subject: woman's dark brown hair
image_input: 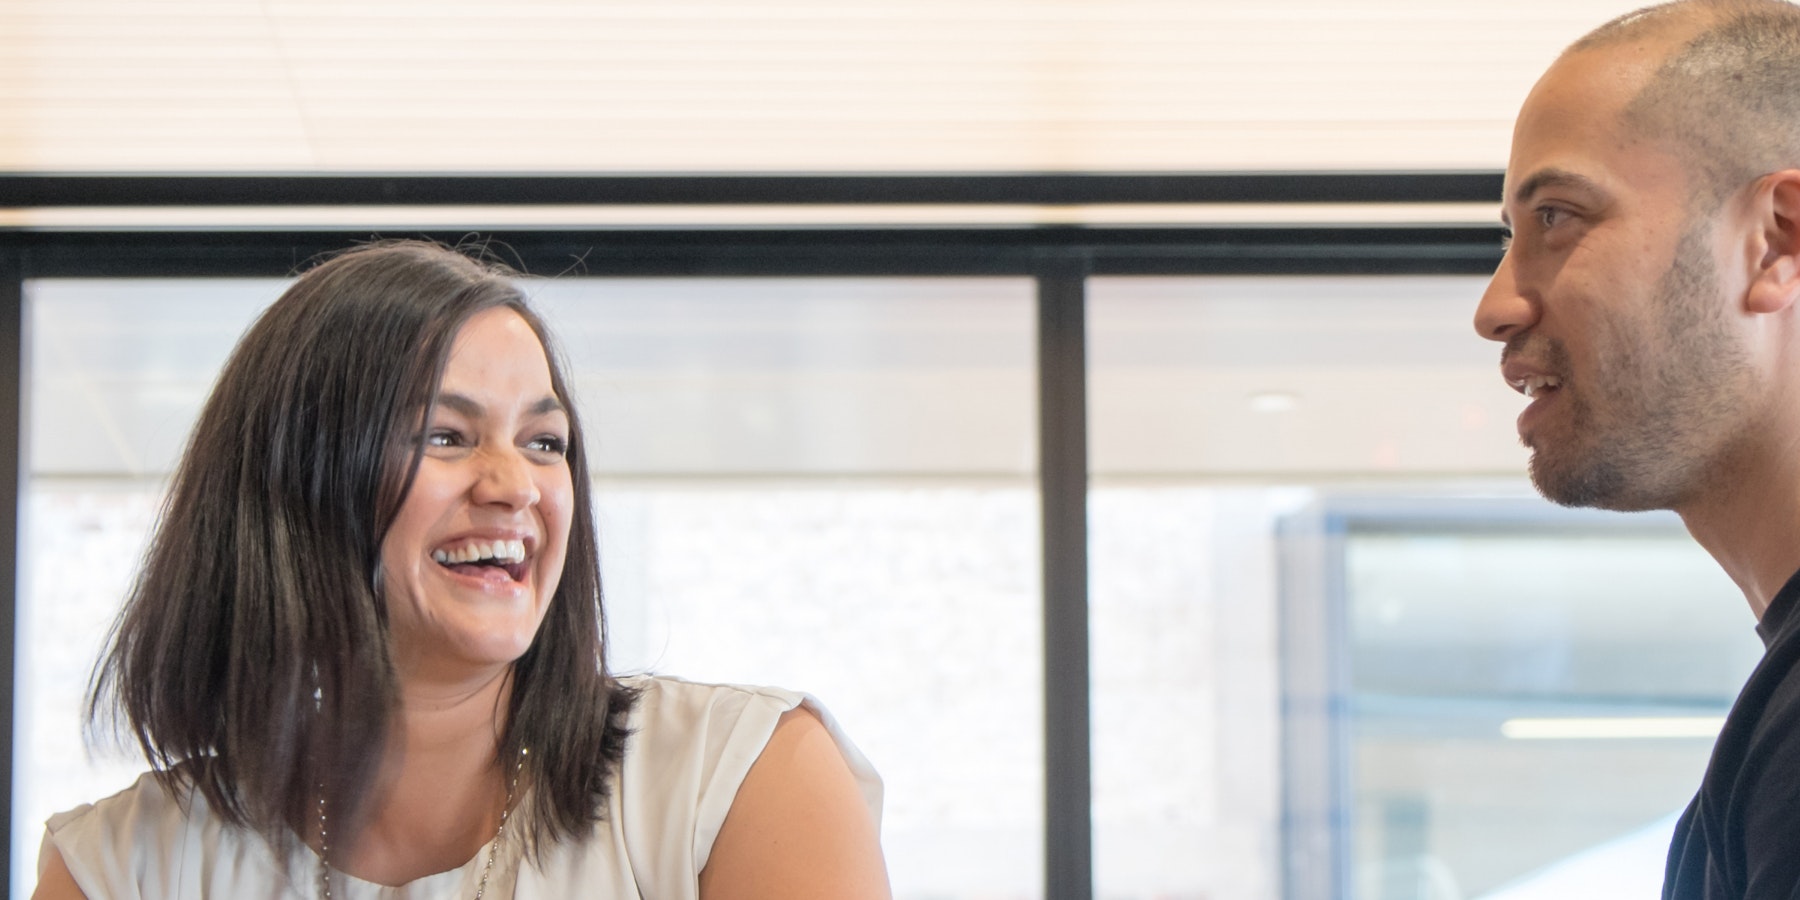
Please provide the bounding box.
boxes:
[89,239,634,849]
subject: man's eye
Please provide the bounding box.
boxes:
[1537,206,1569,229]
[1499,227,1514,252]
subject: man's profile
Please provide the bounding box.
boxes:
[1478,1,1800,895]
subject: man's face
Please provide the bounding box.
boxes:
[1474,45,1755,512]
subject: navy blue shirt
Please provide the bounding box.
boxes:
[1665,567,1800,899]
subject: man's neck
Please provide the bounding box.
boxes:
[1679,434,1800,619]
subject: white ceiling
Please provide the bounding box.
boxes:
[1,0,1646,173]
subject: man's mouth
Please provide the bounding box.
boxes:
[1513,374,1563,398]
[432,539,529,582]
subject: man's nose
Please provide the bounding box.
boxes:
[1474,251,1538,342]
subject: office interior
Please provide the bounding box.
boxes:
[0,2,1750,898]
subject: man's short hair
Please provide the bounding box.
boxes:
[1573,0,1800,208]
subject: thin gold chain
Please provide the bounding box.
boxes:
[317,747,529,900]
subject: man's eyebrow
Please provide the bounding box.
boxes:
[1510,168,1606,207]
[434,393,566,417]
[1498,168,1607,228]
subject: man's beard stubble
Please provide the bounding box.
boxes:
[1526,225,1752,512]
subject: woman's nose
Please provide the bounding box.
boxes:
[474,447,540,510]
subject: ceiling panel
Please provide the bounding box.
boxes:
[0,0,1646,173]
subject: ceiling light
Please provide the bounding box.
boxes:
[1500,717,1724,740]
[1248,391,1300,414]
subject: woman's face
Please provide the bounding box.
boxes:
[379,307,574,681]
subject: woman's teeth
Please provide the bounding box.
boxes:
[432,539,526,565]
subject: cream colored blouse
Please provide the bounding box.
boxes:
[41,676,883,899]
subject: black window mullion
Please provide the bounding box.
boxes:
[0,249,23,892]
[1038,265,1092,900]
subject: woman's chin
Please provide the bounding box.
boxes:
[392,625,543,683]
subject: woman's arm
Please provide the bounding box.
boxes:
[698,707,891,900]
[31,845,89,900]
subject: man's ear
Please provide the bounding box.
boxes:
[1747,170,1800,314]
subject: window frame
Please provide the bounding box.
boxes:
[0,172,1505,900]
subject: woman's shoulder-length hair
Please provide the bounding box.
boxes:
[89,239,635,848]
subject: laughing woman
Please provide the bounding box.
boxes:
[32,242,890,900]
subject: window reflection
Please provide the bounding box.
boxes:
[1343,520,1755,899]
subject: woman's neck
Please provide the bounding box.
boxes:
[329,666,517,886]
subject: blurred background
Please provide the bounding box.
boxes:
[2,2,1757,899]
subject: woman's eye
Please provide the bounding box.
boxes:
[426,429,465,448]
[528,434,569,457]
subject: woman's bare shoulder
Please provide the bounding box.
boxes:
[696,707,891,900]
[32,844,90,900]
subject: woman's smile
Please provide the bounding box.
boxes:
[431,535,534,584]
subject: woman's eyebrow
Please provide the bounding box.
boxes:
[434,393,566,417]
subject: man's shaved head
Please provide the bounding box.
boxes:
[1571,0,1800,208]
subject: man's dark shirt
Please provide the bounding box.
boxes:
[1665,567,1800,899]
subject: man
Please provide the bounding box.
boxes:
[1477,1,1800,895]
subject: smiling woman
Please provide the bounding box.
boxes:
[28,241,890,900]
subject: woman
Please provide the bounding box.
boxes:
[33,241,890,899]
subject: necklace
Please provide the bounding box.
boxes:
[316,746,528,900]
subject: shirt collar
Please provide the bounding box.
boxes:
[1755,566,1800,648]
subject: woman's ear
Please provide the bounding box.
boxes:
[1747,171,1800,314]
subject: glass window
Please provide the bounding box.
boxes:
[1341,517,1756,900]
[30,265,1754,900]
[531,277,1044,896]
[1087,274,1517,899]
[16,275,1041,899]
[20,278,281,894]
[1086,275,1763,900]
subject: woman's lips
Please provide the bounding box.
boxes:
[440,560,528,583]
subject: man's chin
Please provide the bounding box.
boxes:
[1531,451,1620,510]
[1528,451,1664,512]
